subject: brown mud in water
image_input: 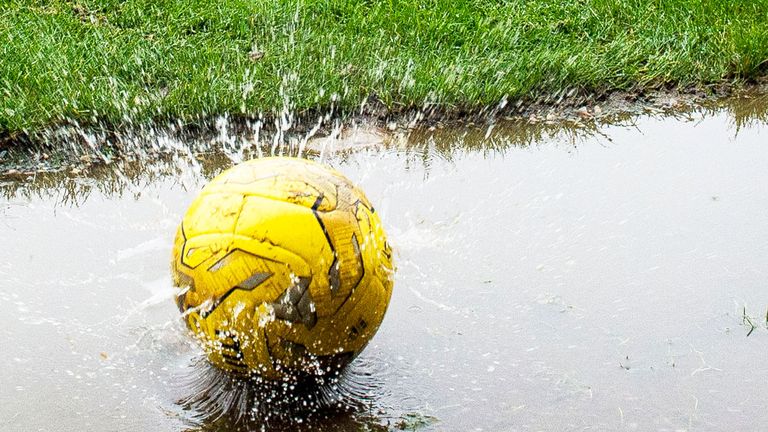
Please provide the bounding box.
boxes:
[0,97,767,431]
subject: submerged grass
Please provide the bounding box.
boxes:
[1,0,768,135]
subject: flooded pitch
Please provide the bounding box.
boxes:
[1,104,767,431]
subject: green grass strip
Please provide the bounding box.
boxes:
[1,0,767,134]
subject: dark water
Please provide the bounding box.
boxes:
[1,103,767,431]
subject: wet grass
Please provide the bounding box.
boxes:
[741,305,768,337]
[1,0,768,136]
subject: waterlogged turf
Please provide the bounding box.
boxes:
[1,106,768,430]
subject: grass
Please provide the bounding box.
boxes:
[1,0,767,136]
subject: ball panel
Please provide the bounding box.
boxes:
[355,201,394,284]
[233,196,333,273]
[182,192,244,238]
[179,232,234,269]
[176,246,285,315]
[325,272,391,354]
[204,157,341,212]
[272,273,391,359]
[203,178,336,212]
[309,208,365,318]
[229,234,313,277]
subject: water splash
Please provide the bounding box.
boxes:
[173,356,391,431]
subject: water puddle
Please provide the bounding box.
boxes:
[1,101,767,431]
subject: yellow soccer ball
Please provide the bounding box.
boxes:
[171,157,394,379]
